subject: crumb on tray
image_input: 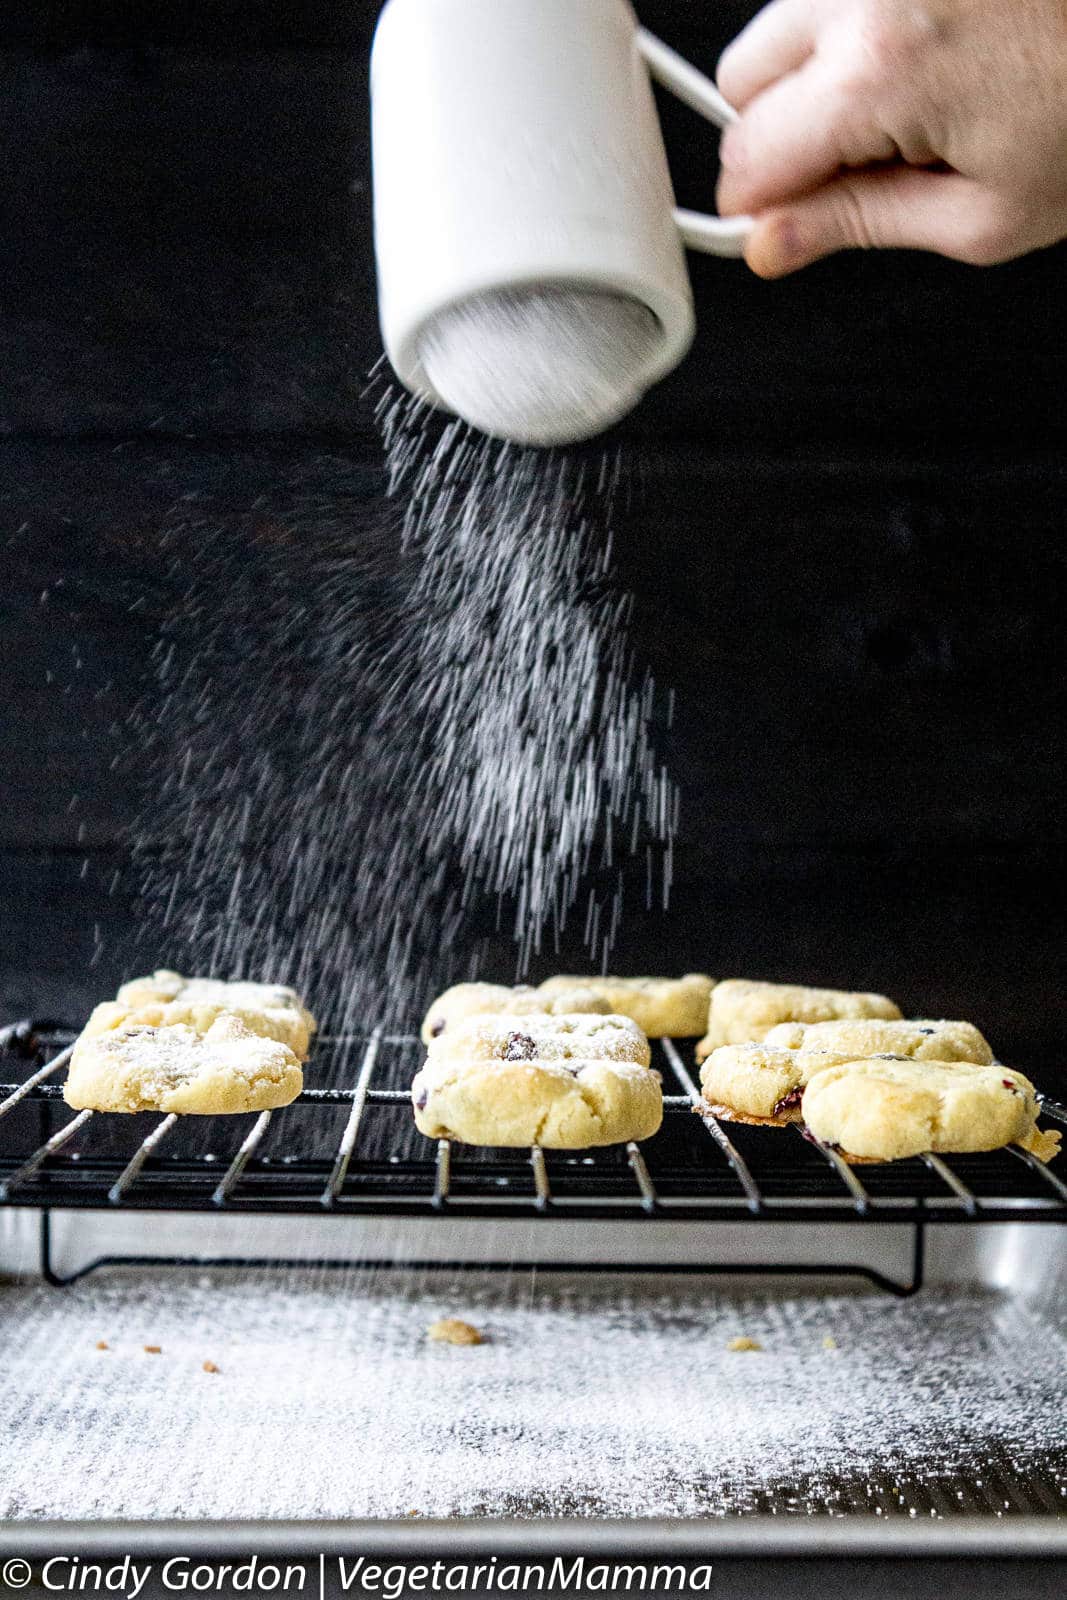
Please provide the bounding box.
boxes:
[427,1317,484,1346]
[727,1336,763,1352]
[143,1345,162,1355]
[202,1360,220,1374]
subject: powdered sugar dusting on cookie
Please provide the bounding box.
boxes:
[432,1012,651,1064]
[92,1024,207,1089]
[66,1018,302,1113]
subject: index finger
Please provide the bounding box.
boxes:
[717,0,817,110]
[717,58,886,216]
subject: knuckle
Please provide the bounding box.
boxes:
[829,49,876,108]
[855,1,939,71]
[896,125,938,166]
[825,180,878,251]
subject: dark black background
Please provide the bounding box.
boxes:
[1,2,1064,1079]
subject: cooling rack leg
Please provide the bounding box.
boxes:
[868,1208,925,1298]
[38,1210,66,1288]
[906,1210,927,1298]
[38,1209,98,1289]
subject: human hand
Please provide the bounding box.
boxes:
[715,0,1067,276]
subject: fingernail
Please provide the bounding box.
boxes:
[755,214,807,278]
[718,127,744,172]
[748,215,806,280]
[774,216,804,264]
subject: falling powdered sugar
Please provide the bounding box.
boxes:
[373,387,680,985]
[126,392,679,1044]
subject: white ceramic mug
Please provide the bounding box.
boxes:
[371,0,751,427]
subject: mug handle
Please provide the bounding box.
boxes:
[636,28,753,259]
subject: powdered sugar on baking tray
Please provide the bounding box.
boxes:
[1,1269,1064,1521]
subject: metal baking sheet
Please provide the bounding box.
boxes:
[0,1265,1064,1527]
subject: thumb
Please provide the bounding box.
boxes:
[743,167,1000,278]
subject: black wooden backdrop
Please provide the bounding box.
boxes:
[1,3,1064,1079]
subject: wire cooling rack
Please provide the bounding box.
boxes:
[2,1019,1065,1291]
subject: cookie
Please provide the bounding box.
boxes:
[700,1043,825,1125]
[763,1017,993,1065]
[411,1056,663,1148]
[113,970,316,1058]
[64,1014,304,1115]
[427,1012,652,1067]
[801,1058,1057,1163]
[700,1016,998,1125]
[697,979,901,1060]
[537,974,714,1037]
[83,997,312,1059]
[420,982,610,1045]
